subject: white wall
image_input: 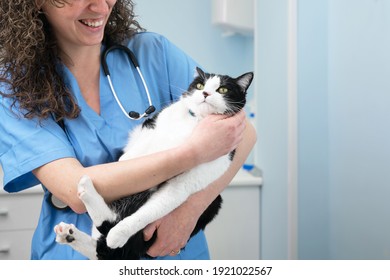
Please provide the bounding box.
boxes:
[258,0,390,259]
[135,0,254,76]
[256,0,290,259]
[298,0,390,260]
[327,0,390,259]
[297,0,330,259]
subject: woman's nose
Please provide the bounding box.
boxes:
[88,0,110,14]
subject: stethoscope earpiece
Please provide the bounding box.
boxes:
[102,43,155,120]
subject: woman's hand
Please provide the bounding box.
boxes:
[187,110,246,165]
[143,200,201,257]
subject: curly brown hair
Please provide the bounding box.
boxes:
[0,0,144,121]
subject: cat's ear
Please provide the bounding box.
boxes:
[194,67,206,78]
[236,72,254,92]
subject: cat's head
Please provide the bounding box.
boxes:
[182,67,253,118]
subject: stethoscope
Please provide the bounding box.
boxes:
[101,43,156,120]
[49,43,157,210]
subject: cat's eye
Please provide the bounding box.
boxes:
[196,83,205,90]
[218,87,228,94]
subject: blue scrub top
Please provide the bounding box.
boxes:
[0,32,210,260]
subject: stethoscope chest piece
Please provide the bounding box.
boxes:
[49,193,69,210]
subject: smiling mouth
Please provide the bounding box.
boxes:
[79,19,104,28]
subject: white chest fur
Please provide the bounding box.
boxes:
[120,101,199,160]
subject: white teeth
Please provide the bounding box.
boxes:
[81,20,104,28]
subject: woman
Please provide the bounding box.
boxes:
[0,0,256,259]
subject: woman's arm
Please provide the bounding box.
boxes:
[33,111,247,214]
[144,119,257,257]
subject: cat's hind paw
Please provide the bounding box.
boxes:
[77,175,117,226]
[77,175,97,201]
[54,222,76,244]
[106,222,134,249]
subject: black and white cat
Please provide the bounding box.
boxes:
[54,67,253,259]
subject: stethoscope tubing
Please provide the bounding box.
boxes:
[102,43,155,120]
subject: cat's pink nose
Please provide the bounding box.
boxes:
[203,91,210,98]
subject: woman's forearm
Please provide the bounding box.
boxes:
[85,144,199,201]
[33,144,199,213]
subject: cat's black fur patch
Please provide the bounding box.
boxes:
[95,191,222,260]
[94,186,222,260]
[142,112,159,129]
[229,150,236,161]
[95,190,155,259]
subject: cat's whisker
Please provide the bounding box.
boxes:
[166,84,189,94]
[227,102,245,110]
[145,84,187,111]
[154,81,188,95]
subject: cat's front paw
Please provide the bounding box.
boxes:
[54,222,76,243]
[106,222,133,249]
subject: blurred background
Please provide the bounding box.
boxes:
[136,0,390,260]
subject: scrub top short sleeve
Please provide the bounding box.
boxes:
[0,97,76,193]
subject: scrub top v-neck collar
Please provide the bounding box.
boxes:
[61,65,113,124]
[57,60,143,166]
